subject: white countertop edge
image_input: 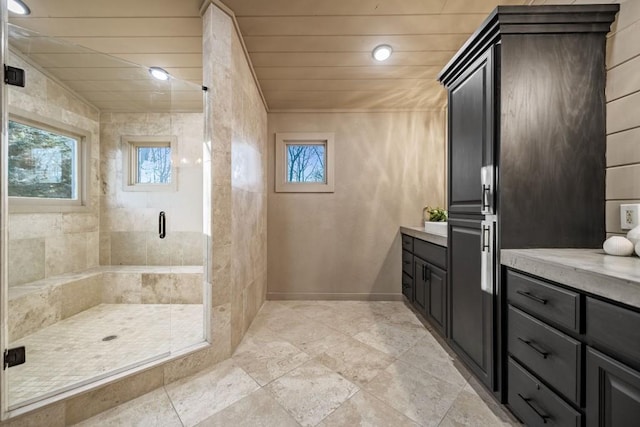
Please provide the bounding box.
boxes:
[400,226,447,247]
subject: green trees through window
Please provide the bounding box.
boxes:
[286,144,325,183]
[8,120,78,199]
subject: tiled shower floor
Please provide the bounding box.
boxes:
[8,303,204,407]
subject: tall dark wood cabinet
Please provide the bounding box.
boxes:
[438,5,618,399]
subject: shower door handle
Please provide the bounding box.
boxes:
[159,211,166,239]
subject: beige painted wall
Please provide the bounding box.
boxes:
[267,111,446,299]
[99,112,204,266]
[537,0,640,234]
[7,51,101,286]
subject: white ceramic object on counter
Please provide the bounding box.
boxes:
[635,241,640,257]
[424,221,448,237]
[627,225,640,246]
[603,236,634,256]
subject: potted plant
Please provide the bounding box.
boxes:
[423,206,448,236]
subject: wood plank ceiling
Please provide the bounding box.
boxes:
[8,0,533,112]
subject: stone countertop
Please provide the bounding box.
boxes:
[501,248,640,309]
[400,226,447,247]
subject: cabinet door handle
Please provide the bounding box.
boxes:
[517,393,550,424]
[517,337,549,359]
[516,290,547,305]
[482,184,491,210]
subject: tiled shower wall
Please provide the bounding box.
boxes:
[203,3,268,356]
[99,112,204,266]
[7,51,101,286]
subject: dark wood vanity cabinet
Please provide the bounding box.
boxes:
[439,4,618,399]
[400,234,447,336]
[505,268,640,426]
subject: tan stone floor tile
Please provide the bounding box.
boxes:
[315,336,395,387]
[267,317,353,356]
[439,387,516,427]
[165,359,260,427]
[266,360,359,427]
[353,320,428,357]
[72,389,181,427]
[318,390,420,427]
[232,330,311,386]
[399,334,468,387]
[363,360,465,427]
[195,388,300,427]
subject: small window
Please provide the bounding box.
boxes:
[275,132,334,193]
[8,116,88,211]
[123,136,177,191]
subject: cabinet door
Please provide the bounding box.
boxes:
[449,217,494,389]
[427,263,446,335]
[448,48,494,215]
[587,347,640,427]
[402,272,413,302]
[413,258,428,315]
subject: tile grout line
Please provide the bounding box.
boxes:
[163,384,186,427]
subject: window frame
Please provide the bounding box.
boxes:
[8,111,91,213]
[275,132,335,193]
[122,135,177,192]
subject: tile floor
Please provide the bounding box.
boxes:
[9,304,204,408]
[74,301,520,426]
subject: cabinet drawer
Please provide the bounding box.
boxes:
[586,297,640,367]
[402,272,413,301]
[401,234,413,252]
[508,358,582,427]
[414,239,446,270]
[507,270,580,332]
[402,251,413,276]
[508,306,581,404]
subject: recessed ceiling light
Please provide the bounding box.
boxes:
[8,0,31,15]
[372,44,393,62]
[149,67,170,81]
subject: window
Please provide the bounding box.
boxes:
[123,136,177,191]
[275,132,334,193]
[8,115,88,211]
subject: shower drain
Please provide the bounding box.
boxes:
[102,335,118,342]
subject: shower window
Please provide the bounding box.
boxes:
[123,136,177,191]
[7,115,88,211]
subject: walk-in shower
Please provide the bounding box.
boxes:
[2,24,208,409]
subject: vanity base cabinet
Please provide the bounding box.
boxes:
[506,267,640,426]
[400,234,447,337]
[586,348,640,427]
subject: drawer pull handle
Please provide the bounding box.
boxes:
[403,261,411,265]
[517,337,549,359]
[517,393,550,424]
[516,290,547,305]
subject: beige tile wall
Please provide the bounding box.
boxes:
[536,0,640,234]
[7,51,101,286]
[267,111,446,299]
[203,2,268,355]
[99,112,204,265]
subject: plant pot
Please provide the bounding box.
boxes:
[424,221,447,237]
